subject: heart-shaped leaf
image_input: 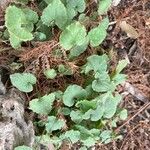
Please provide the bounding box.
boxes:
[10,73,36,92]
[29,93,55,115]
[63,85,87,107]
[41,0,67,29]
[46,116,65,133]
[5,6,38,48]
[60,22,87,50]
[88,18,109,47]
[63,130,80,143]
[83,54,109,74]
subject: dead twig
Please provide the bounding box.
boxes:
[115,101,150,132]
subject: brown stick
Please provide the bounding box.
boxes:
[115,102,150,132]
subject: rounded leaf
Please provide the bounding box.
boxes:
[83,54,109,74]
[41,0,67,29]
[64,130,80,143]
[46,116,65,133]
[5,6,35,48]
[67,0,86,13]
[88,18,109,47]
[63,85,87,107]
[44,69,57,79]
[116,59,128,73]
[98,0,112,15]
[100,130,112,143]
[29,93,55,115]
[70,110,83,123]
[60,22,87,50]
[119,109,128,120]
[10,73,36,92]
[14,146,32,150]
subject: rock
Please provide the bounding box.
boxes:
[0,77,35,150]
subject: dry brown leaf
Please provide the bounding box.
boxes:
[122,82,148,103]
[119,21,139,39]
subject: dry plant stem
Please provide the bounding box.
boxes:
[115,102,150,132]
[0,47,12,52]
[119,124,139,150]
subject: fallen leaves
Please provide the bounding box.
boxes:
[119,21,139,39]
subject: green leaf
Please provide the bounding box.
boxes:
[83,93,121,121]
[111,119,117,127]
[79,14,90,24]
[82,137,96,147]
[99,17,110,30]
[46,116,65,133]
[5,6,38,48]
[41,0,67,29]
[60,21,87,50]
[29,93,55,115]
[88,18,109,47]
[75,125,90,136]
[103,94,122,118]
[34,32,46,41]
[92,72,114,92]
[44,69,57,79]
[35,134,51,147]
[10,73,36,92]
[16,0,29,4]
[98,0,112,15]
[36,20,52,40]
[66,6,77,20]
[45,136,62,148]
[91,104,105,121]
[90,129,101,139]
[63,85,87,107]
[83,54,109,74]
[14,146,32,150]
[69,37,89,59]
[59,107,71,116]
[75,126,100,147]
[58,64,73,75]
[70,110,83,123]
[76,100,97,112]
[75,125,100,140]
[79,147,87,150]
[44,0,53,4]
[53,90,63,100]
[83,104,105,121]
[112,73,127,86]
[58,64,66,73]
[88,27,106,47]
[22,8,38,24]
[66,0,86,13]
[82,95,107,121]
[100,130,112,143]
[64,130,80,143]
[119,109,128,120]
[116,59,128,73]
[82,110,92,120]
